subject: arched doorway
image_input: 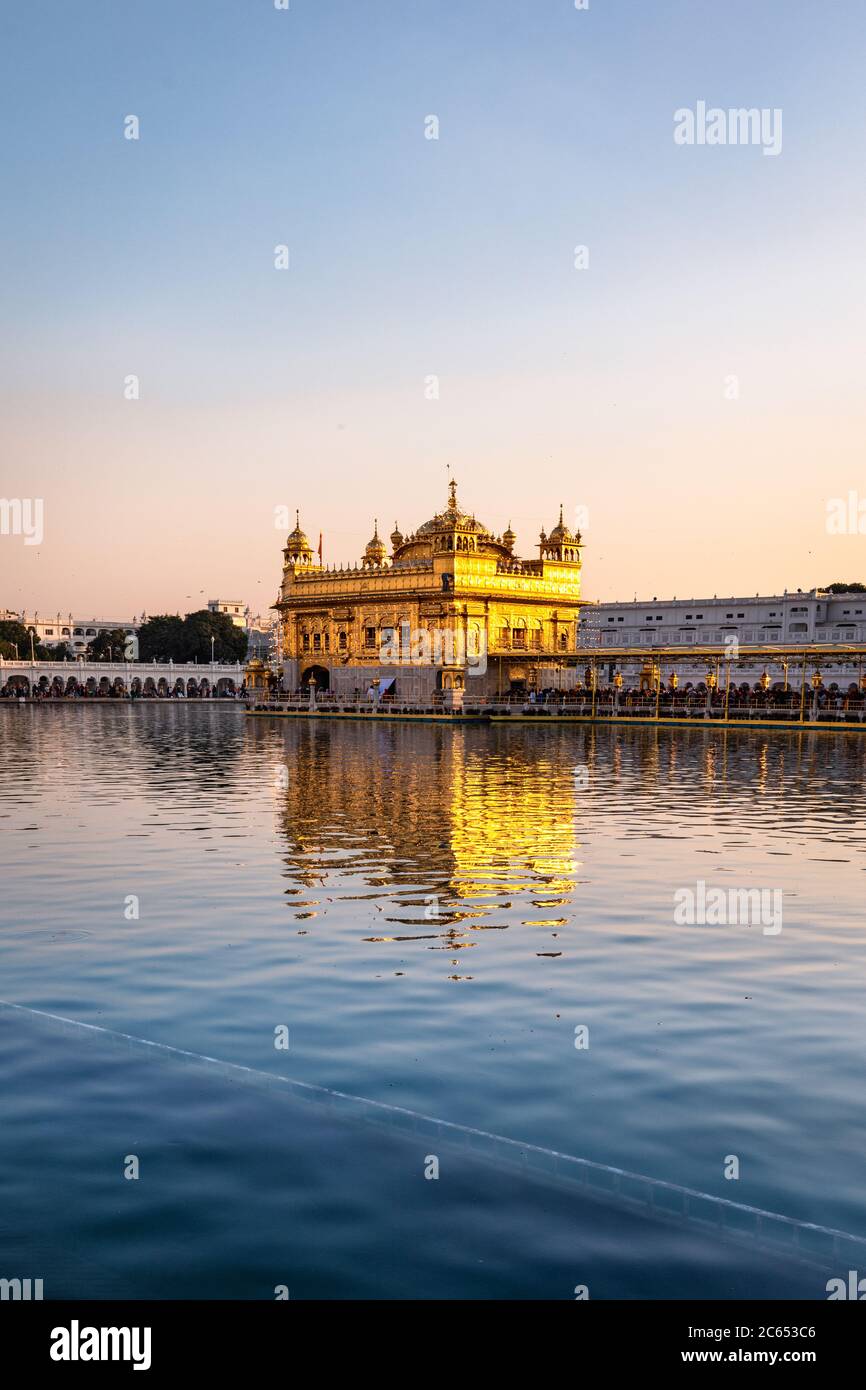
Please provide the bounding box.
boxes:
[507,664,528,697]
[300,665,330,692]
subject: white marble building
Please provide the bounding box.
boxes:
[6,611,140,656]
[581,588,866,686]
[587,588,866,648]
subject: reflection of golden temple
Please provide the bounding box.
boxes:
[246,715,866,975]
[263,723,584,940]
[443,737,583,905]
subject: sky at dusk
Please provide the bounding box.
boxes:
[2,0,865,618]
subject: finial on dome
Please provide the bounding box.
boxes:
[448,478,457,510]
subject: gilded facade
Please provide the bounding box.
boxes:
[274,482,587,698]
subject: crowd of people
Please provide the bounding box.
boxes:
[251,677,866,720]
[10,674,866,721]
[510,679,866,717]
[1,680,241,701]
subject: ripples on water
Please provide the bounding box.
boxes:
[2,704,866,1298]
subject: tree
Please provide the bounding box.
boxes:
[87,628,132,661]
[182,609,248,663]
[136,611,247,663]
[137,615,186,662]
[824,581,866,593]
[0,620,51,659]
[0,620,33,657]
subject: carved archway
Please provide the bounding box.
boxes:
[300,665,329,691]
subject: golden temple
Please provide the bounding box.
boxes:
[273,481,586,700]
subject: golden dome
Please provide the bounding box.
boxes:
[391,479,514,564]
[285,510,314,559]
[363,520,388,567]
[415,480,490,538]
[547,504,575,544]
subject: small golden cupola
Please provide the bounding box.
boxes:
[540,504,580,563]
[503,521,516,553]
[390,521,404,554]
[363,519,388,568]
[285,511,315,566]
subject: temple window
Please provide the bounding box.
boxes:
[302,634,310,652]
[499,627,510,647]
[364,627,376,648]
[313,633,321,651]
[338,631,347,650]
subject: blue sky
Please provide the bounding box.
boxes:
[2,1,865,613]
